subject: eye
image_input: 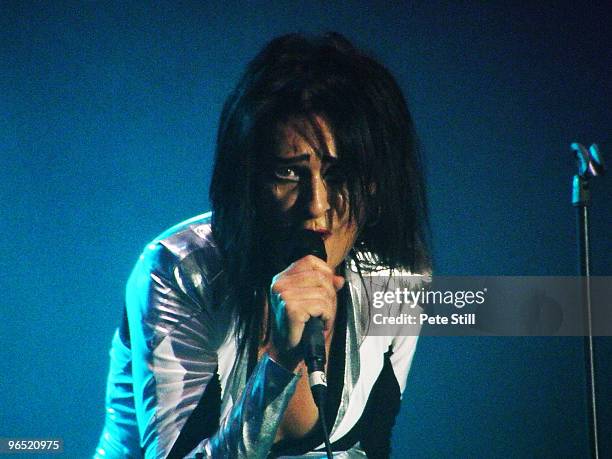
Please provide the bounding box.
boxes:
[273,166,300,182]
[323,165,346,185]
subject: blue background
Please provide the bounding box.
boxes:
[1,1,610,457]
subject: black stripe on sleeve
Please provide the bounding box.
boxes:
[167,370,221,459]
[331,347,401,459]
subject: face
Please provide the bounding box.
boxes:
[259,117,359,270]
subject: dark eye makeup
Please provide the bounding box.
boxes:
[273,166,301,182]
[270,162,346,186]
[322,164,346,184]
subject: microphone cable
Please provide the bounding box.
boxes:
[313,390,333,459]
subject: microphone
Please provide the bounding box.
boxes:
[288,230,328,402]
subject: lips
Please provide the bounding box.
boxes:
[304,228,332,240]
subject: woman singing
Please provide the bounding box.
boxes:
[95,32,430,458]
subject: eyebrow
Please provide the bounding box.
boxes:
[272,153,338,165]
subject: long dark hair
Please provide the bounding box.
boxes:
[209,32,430,348]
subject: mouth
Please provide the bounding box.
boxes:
[304,228,332,240]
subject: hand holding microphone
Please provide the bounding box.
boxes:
[267,231,344,375]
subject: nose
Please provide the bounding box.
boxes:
[307,175,330,218]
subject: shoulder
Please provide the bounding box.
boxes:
[135,212,223,281]
[151,211,218,263]
[128,212,227,315]
[126,212,232,348]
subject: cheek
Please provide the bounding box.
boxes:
[327,222,359,266]
[340,224,358,249]
[267,184,298,214]
[331,187,351,222]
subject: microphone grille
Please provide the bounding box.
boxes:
[288,230,327,264]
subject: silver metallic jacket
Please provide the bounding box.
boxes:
[95,213,420,458]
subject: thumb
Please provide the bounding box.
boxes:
[333,275,345,291]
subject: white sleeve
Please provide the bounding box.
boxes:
[389,334,419,396]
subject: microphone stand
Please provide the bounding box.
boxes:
[571,142,605,459]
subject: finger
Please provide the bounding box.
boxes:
[302,301,334,332]
[281,300,334,348]
[288,255,334,275]
[286,300,333,325]
[333,275,345,291]
[284,307,309,348]
[273,271,336,298]
[277,287,335,304]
